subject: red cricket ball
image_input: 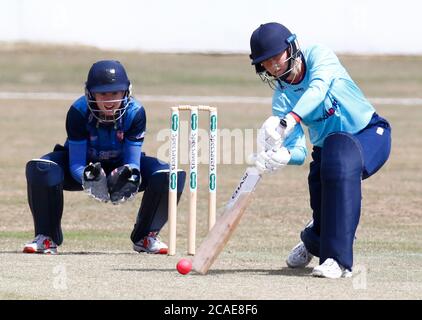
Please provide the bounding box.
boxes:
[176,258,192,275]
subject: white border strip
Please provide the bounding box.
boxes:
[0,92,421,105]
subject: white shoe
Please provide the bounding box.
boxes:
[23,234,58,254]
[286,242,313,268]
[133,232,168,254]
[312,258,352,279]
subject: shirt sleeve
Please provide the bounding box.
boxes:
[272,95,307,165]
[66,106,88,141]
[124,107,146,170]
[291,46,340,120]
[66,107,88,183]
[284,123,308,165]
[68,140,87,184]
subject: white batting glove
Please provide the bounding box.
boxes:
[258,114,297,151]
[266,147,291,170]
[254,152,269,174]
[258,116,283,152]
[279,113,297,142]
[254,147,291,174]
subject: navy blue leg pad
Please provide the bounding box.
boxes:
[130,170,186,243]
[300,226,320,257]
[308,148,323,236]
[26,159,64,245]
[320,133,363,270]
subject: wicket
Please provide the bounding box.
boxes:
[168,105,217,256]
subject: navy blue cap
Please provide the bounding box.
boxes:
[86,60,130,93]
[250,22,294,65]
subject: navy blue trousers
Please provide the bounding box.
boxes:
[32,147,179,244]
[302,113,391,270]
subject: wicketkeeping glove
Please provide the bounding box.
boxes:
[107,165,141,204]
[82,162,110,202]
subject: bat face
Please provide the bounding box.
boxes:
[192,167,262,274]
[226,167,261,209]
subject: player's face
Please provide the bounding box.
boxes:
[94,91,125,117]
[261,50,290,78]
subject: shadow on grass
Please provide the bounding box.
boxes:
[113,267,314,277]
[0,250,134,255]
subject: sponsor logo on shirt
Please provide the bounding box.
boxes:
[316,98,339,122]
[88,148,121,161]
[98,150,120,160]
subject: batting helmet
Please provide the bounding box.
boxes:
[85,60,132,124]
[249,23,301,87]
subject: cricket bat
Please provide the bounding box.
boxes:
[192,166,262,274]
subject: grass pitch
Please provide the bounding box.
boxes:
[0,44,421,300]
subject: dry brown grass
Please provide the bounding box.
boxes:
[0,45,421,300]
